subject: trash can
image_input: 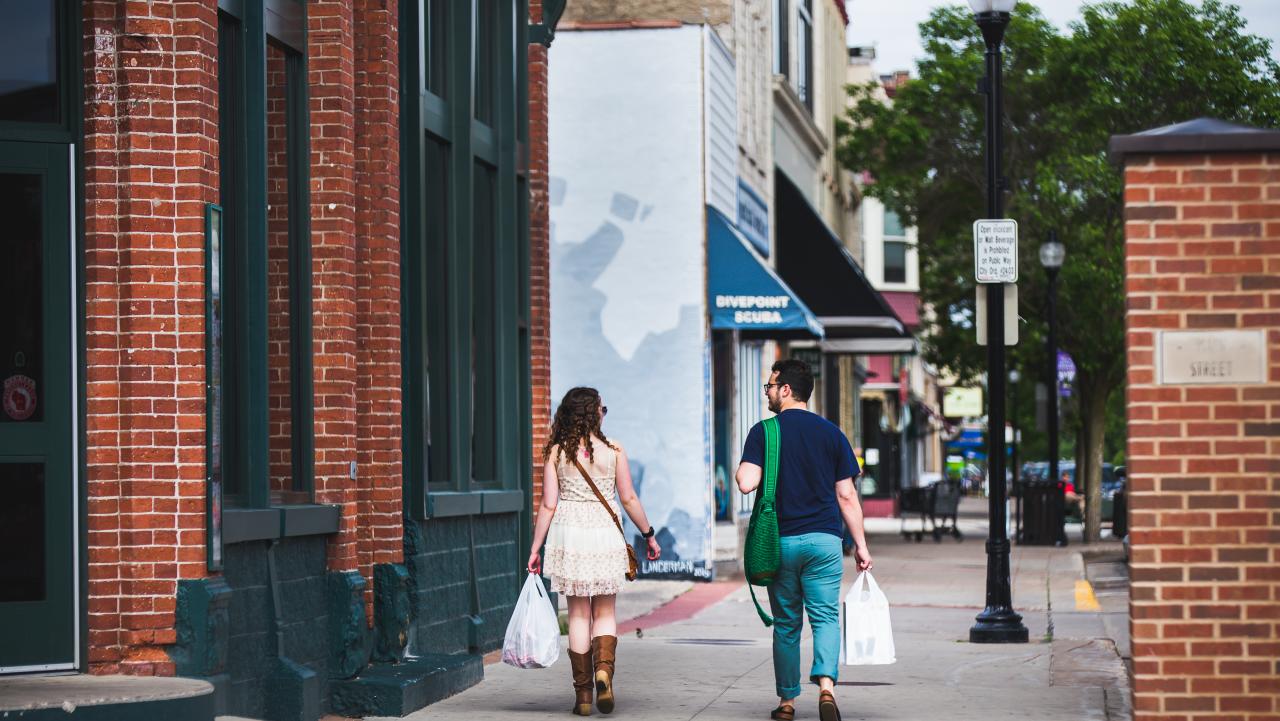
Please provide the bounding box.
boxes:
[1020,480,1067,546]
[1111,487,1128,539]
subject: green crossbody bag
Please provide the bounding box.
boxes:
[743,416,781,626]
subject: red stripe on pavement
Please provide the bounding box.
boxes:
[617,581,740,635]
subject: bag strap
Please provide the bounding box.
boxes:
[762,416,780,504]
[570,450,628,544]
[748,417,782,627]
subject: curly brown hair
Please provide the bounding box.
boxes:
[543,387,618,464]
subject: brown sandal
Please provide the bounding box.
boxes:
[818,690,842,721]
[770,704,795,721]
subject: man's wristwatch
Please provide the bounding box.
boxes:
[641,526,656,539]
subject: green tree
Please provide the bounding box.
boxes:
[838,0,1280,541]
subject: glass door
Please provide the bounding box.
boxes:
[0,140,74,671]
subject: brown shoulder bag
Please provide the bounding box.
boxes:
[570,454,639,582]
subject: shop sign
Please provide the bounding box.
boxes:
[2,374,36,421]
[943,386,983,418]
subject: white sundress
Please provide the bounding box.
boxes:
[543,438,630,597]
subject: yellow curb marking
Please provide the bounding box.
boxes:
[1075,580,1101,611]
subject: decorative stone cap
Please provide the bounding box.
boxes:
[1109,117,1280,158]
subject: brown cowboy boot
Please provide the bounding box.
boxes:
[569,649,594,716]
[591,635,618,714]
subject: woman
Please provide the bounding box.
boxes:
[527,387,661,716]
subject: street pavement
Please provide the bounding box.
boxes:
[353,498,1131,721]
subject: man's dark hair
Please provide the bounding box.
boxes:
[772,359,814,402]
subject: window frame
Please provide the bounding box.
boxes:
[215,0,316,518]
[400,0,528,519]
[882,210,908,285]
[796,0,813,111]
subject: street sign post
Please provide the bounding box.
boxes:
[974,219,1019,283]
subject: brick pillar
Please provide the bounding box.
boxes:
[82,0,219,675]
[1117,125,1280,721]
[528,1,552,499]
[352,0,403,572]
[308,2,360,581]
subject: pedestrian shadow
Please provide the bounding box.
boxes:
[836,680,894,687]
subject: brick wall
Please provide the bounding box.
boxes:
[82,0,219,675]
[529,1,552,501]
[1122,146,1280,720]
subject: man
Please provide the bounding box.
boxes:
[736,359,874,721]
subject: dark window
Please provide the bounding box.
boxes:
[884,240,907,284]
[424,137,449,488]
[473,0,497,124]
[471,163,497,483]
[0,463,45,601]
[424,0,448,98]
[0,0,58,123]
[796,0,813,110]
[0,172,43,423]
[401,0,525,511]
[883,210,907,284]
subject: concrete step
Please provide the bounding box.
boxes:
[330,654,482,718]
[0,674,214,721]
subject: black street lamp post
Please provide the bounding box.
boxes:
[969,0,1029,644]
[1040,233,1066,545]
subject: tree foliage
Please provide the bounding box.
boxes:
[838,0,1280,540]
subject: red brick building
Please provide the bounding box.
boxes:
[0,2,556,719]
[1113,118,1280,721]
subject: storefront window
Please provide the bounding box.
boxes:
[0,1,58,123]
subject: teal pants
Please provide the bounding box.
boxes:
[766,532,843,699]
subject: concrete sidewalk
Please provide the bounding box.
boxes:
[366,499,1131,721]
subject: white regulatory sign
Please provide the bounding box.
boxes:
[973,219,1019,283]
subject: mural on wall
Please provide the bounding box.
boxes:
[549,28,713,580]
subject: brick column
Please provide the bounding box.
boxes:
[528,1,552,499]
[82,0,219,675]
[1117,124,1280,721]
[307,2,361,582]
[353,0,404,572]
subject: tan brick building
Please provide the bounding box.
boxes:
[1113,118,1280,721]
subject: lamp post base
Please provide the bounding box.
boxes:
[970,608,1029,644]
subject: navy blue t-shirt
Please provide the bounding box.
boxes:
[741,409,858,539]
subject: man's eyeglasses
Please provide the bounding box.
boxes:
[763,383,782,392]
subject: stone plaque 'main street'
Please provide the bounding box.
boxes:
[1158,330,1267,385]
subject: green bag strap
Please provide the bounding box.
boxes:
[762,416,779,505]
[749,417,780,626]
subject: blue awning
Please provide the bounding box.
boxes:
[708,206,823,337]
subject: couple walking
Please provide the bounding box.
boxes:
[527,359,874,720]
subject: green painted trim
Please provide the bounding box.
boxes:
[426,491,482,518]
[222,505,339,543]
[69,0,89,672]
[446,1,474,491]
[280,504,339,537]
[480,490,524,514]
[242,0,270,509]
[221,508,278,544]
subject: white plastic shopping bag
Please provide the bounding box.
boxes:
[842,571,896,665]
[502,574,561,669]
